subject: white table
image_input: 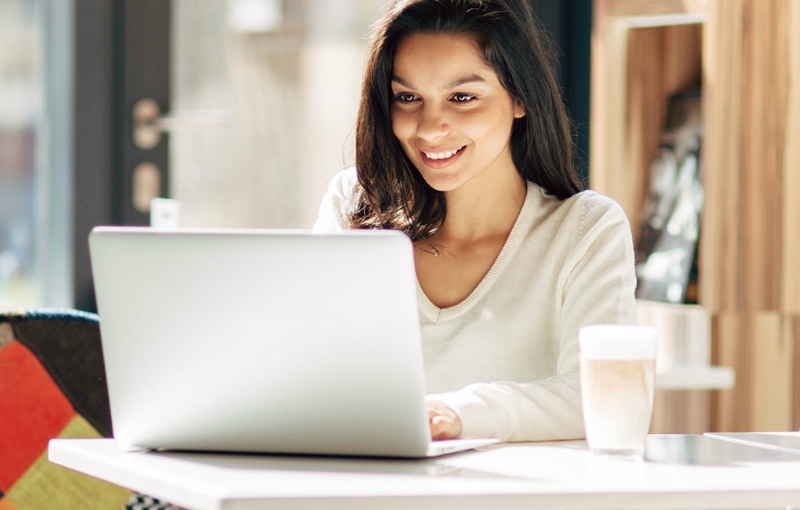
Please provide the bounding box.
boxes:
[48,434,800,510]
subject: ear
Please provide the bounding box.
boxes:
[513,100,526,119]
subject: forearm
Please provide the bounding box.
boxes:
[430,373,583,442]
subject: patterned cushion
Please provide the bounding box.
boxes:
[0,309,177,510]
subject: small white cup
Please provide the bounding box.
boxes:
[579,324,658,460]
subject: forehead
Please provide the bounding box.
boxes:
[392,32,498,84]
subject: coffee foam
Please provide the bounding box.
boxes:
[579,324,658,360]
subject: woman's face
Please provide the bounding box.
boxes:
[390,32,525,193]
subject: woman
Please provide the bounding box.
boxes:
[313,0,637,443]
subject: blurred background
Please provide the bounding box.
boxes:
[2,0,798,440]
[0,0,590,313]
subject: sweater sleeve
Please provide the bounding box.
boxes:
[430,194,638,442]
[311,168,357,232]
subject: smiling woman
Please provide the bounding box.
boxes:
[313,0,637,444]
[390,33,525,194]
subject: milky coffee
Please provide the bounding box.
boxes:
[580,358,655,454]
[579,325,658,458]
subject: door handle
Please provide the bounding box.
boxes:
[132,98,230,150]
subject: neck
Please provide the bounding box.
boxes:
[436,169,527,247]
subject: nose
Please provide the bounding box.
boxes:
[416,104,449,142]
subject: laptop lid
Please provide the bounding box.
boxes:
[89,227,437,458]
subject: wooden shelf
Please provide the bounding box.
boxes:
[599,0,707,27]
[656,364,735,391]
[600,0,708,18]
[591,15,702,242]
[591,0,800,433]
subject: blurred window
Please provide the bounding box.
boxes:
[0,0,44,306]
[171,0,386,228]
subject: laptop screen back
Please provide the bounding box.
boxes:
[89,227,431,458]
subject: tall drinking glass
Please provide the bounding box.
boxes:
[579,324,658,460]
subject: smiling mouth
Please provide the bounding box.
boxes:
[421,146,465,161]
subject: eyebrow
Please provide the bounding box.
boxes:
[391,74,487,90]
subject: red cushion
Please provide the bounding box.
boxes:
[0,341,75,491]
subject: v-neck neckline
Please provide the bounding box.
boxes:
[415,182,541,323]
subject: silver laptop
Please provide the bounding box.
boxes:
[89,227,498,458]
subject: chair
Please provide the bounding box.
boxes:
[0,308,176,510]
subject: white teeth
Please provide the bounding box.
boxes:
[424,148,460,160]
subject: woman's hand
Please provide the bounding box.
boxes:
[425,397,463,440]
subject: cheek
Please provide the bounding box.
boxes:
[391,111,412,141]
[391,113,418,160]
[482,107,516,140]
[461,109,508,141]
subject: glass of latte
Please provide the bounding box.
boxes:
[579,324,658,460]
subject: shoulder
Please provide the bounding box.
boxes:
[564,189,625,217]
[324,167,359,199]
[312,167,359,232]
[523,186,632,253]
[527,184,629,231]
[560,190,630,238]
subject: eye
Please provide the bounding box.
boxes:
[393,92,418,104]
[451,93,476,103]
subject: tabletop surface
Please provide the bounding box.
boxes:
[49,434,800,510]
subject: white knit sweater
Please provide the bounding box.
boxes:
[313,169,638,442]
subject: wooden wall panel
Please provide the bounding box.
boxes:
[651,390,709,434]
[711,314,751,431]
[700,0,744,312]
[702,0,796,431]
[703,0,788,312]
[740,1,786,312]
[751,315,793,430]
[710,313,794,432]
[782,0,800,314]
[787,316,800,429]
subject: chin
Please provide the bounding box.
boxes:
[411,166,459,192]
[418,173,464,193]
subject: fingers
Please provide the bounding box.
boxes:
[429,414,457,440]
[426,399,463,440]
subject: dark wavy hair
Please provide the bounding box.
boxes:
[350,0,584,240]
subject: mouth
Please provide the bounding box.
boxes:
[419,146,466,167]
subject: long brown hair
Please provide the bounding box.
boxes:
[350,0,583,241]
